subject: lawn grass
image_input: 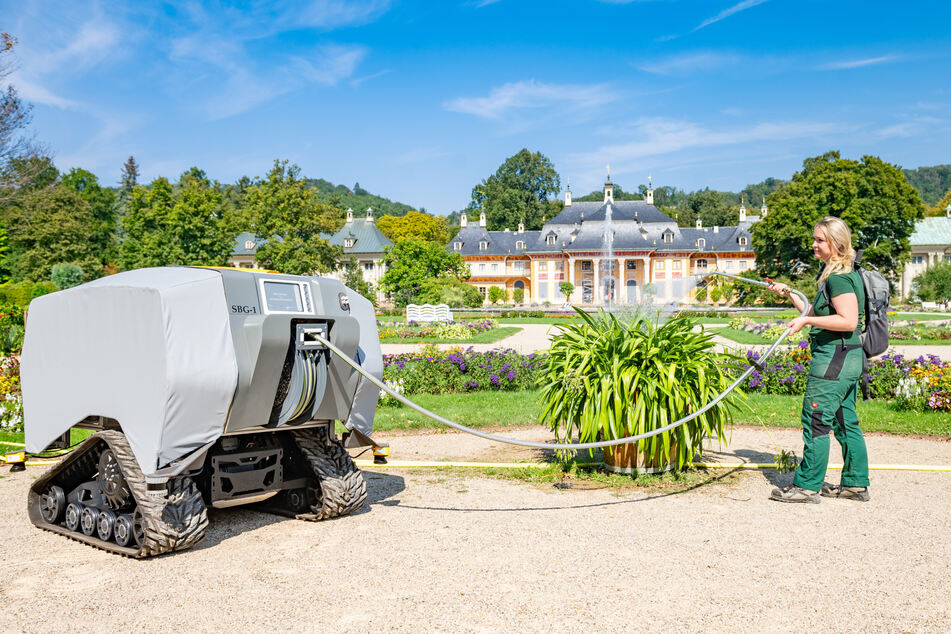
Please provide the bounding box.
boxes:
[894,313,950,322]
[0,427,95,449]
[371,389,951,437]
[379,326,522,344]
[712,327,776,344]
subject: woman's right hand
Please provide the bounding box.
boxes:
[767,281,790,297]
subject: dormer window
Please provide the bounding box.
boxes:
[244,240,255,250]
[453,242,463,251]
[696,238,705,248]
[344,238,355,248]
[546,234,556,245]
[738,236,748,247]
[516,240,525,249]
[479,240,488,250]
[663,231,674,244]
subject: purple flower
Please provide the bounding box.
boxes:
[506,370,517,380]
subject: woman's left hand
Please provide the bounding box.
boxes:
[787,316,811,334]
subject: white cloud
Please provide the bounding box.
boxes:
[8,73,80,110]
[694,0,769,32]
[637,52,740,75]
[817,55,898,70]
[444,80,616,119]
[571,117,842,177]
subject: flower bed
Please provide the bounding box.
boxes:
[378,319,497,341]
[382,345,545,395]
[889,321,951,341]
[728,317,808,345]
[0,355,22,432]
[739,344,951,412]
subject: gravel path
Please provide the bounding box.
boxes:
[2,425,950,632]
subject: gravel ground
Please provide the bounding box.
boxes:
[1,426,950,632]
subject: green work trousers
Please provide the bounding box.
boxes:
[792,342,870,492]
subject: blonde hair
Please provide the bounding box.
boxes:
[815,216,856,285]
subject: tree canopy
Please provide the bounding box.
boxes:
[244,160,342,275]
[376,210,451,244]
[912,262,951,304]
[752,151,924,280]
[379,238,468,306]
[903,165,951,206]
[468,149,561,231]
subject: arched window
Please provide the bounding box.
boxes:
[696,238,705,248]
[663,231,674,244]
[244,240,255,250]
[516,240,525,249]
[479,240,488,250]
[344,238,355,248]
[738,237,748,246]
[453,242,463,251]
[546,234,556,245]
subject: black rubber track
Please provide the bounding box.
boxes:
[291,427,367,520]
[28,430,209,558]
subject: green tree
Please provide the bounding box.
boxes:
[752,151,925,281]
[512,287,524,304]
[912,262,951,304]
[51,262,84,289]
[681,188,734,228]
[903,165,951,206]
[1,185,102,281]
[120,171,234,270]
[244,160,342,275]
[926,189,951,217]
[341,257,375,306]
[61,168,118,265]
[468,149,560,230]
[415,278,483,308]
[379,238,468,306]
[488,285,505,304]
[559,281,574,300]
[376,210,451,244]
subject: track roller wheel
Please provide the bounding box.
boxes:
[80,506,100,536]
[39,486,66,524]
[65,503,83,532]
[283,487,315,514]
[114,514,136,547]
[97,509,116,541]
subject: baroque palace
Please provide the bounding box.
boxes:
[449,176,761,306]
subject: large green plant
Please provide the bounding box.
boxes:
[539,310,744,469]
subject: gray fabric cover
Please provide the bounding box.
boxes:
[343,286,382,442]
[22,268,238,476]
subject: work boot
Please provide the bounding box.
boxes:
[770,485,820,504]
[820,483,870,501]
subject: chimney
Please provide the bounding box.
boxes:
[696,217,702,229]
[479,212,487,228]
[517,222,525,234]
[346,208,354,223]
[460,212,468,228]
[366,207,374,222]
[714,225,719,234]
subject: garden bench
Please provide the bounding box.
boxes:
[406,303,452,323]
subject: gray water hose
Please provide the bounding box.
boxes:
[317,272,808,451]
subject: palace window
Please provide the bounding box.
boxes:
[538,262,548,271]
[363,262,373,271]
[740,260,749,270]
[696,238,705,248]
[672,260,681,271]
[537,283,548,299]
[725,260,735,270]
[911,256,924,265]
[546,235,556,245]
[516,240,525,249]
[244,240,256,250]
[491,263,498,272]
[626,260,637,270]
[344,238,355,248]
[479,263,486,272]
[738,237,748,247]
[663,231,674,244]
[656,260,666,270]
[581,261,592,271]
[479,240,488,250]
[695,259,708,271]
[554,262,563,271]
[453,242,463,251]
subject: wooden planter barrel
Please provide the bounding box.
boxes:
[602,437,677,475]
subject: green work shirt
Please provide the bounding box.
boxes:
[810,270,865,347]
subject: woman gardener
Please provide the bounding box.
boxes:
[765,216,870,504]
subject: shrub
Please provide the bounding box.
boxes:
[488,286,506,304]
[0,355,22,432]
[415,278,484,308]
[51,263,84,290]
[382,346,545,394]
[540,310,744,469]
[512,287,524,304]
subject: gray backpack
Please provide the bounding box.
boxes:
[855,262,890,358]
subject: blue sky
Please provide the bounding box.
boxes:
[4,0,951,213]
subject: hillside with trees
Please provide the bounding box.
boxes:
[903,165,951,206]
[306,178,416,217]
